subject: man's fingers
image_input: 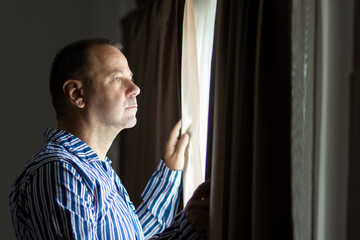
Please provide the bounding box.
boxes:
[186,199,209,211]
[165,119,189,158]
[192,179,211,200]
[163,119,189,170]
[176,133,189,155]
[168,120,182,147]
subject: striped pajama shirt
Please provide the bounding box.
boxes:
[9,128,199,239]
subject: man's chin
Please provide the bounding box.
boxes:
[123,118,137,130]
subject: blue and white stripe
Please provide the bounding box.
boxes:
[9,128,198,239]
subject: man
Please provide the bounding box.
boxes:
[9,39,209,239]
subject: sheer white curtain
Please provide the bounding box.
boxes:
[181,0,217,205]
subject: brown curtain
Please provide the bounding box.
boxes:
[348,1,360,239]
[208,0,293,239]
[119,0,185,207]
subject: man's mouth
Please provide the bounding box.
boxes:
[125,105,138,109]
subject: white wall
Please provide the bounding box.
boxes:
[0,1,135,239]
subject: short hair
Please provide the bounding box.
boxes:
[49,38,122,118]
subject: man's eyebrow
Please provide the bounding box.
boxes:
[109,70,133,78]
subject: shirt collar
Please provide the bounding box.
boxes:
[43,128,112,164]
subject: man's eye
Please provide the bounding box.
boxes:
[114,77,121,82]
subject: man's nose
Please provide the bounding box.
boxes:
[126,80,140,97]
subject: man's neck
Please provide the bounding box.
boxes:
[57,116,118,161]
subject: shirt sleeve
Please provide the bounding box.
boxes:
[136,160,200,239]
[148,211,201,240]
[23,161,97,239]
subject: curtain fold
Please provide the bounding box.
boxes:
[120,0,185,207]
[181,0,202,206]
[290,0,315,239]
[208,0,293,239]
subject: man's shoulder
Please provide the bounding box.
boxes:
[30,140,79,167]
[12,141,79,188]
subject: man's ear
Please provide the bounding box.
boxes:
[62,79,85,108]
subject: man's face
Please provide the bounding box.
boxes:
[84,45,140,131]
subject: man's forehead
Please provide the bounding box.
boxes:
[89,45,131,73]
[90,44,123,61]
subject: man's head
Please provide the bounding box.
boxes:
[50,38,140,131]
[50,38,122,118]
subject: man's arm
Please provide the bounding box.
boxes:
[136,120,209,239]
[135,120,187,236]
[136,160,183,237]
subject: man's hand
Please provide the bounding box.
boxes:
[185,179,210,239]
[164,120,189,170]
